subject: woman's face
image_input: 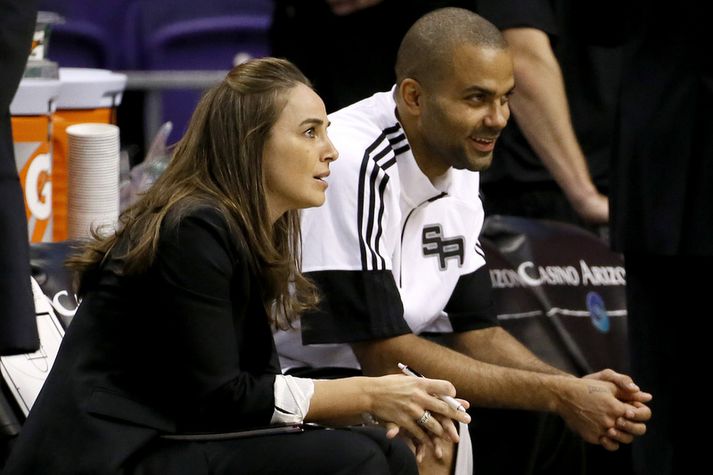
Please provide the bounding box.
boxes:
[263,83,338,222]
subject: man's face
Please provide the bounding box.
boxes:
[418,44,514,173]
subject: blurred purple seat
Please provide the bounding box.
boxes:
[46,21,115,69]
[134,0,273,143]
[38,0,138,69]
[145,15,271,68]
[38,0,274,145]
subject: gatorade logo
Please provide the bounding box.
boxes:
[15,141,52,242]
[25,153,52,220]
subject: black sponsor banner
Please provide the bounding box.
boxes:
[482,216,628,375]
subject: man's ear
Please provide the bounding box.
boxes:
[398,78,423,116]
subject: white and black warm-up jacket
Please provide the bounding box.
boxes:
[276,89,498,370]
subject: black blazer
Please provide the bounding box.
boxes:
[0,0,40,355]
[0,0,37,112]
[3,207,281,474]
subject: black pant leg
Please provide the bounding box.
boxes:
[625,254,678,475]
[469,407,586,475]
[0,114,38,355]
[132,427,417,475]
[344,426,418,475]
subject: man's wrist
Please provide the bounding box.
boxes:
[566,184,599,209]
[540,374,575,414]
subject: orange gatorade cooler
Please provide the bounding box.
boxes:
[10,78,61,243]
[52,68,126,241]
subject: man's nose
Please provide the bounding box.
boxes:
[485,102,509,129]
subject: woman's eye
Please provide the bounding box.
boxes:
[305,127,316,138]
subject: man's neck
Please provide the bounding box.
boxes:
[396,107,449,183]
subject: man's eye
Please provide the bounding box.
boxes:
[305,127,316,138]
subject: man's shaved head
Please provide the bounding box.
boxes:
[395,8,507,88]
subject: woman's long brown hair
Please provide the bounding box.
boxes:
[67,57,319,327]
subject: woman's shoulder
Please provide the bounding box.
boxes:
[160,203,246,259]
[180,204,230,228]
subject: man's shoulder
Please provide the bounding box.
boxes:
[328,90,401,152]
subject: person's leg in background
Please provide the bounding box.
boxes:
[0,0,40,356]
[624,253,674,475]
[0,111,38,355]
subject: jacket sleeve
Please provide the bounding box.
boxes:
[154,208,276,430]
[299,122,411,344]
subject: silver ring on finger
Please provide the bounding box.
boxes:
[417,410,432,425]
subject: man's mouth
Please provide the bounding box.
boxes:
[470,136,497,153]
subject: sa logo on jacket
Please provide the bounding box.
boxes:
[421,224,464,270]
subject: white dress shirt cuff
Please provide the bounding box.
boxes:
[270,375,314,424]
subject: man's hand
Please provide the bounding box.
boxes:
[570,189,609,224]
[326,0,383,16]
[556,376,650,451]
[584,368,652,403]
[583,369,651,448]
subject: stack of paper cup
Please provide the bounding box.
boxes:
[66,123,120,239]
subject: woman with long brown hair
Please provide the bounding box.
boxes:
[3,57,469,474]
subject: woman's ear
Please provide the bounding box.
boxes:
[398,78,423,116]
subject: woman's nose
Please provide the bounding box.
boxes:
[323,137,339,162]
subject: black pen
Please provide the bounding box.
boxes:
[398,362,466,412]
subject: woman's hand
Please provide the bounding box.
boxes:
[364,374,471,451]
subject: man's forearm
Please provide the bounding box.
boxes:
[444,326,570,376]
[352,333,571,412]
[503,27,607,223]
[352,332,648,447]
